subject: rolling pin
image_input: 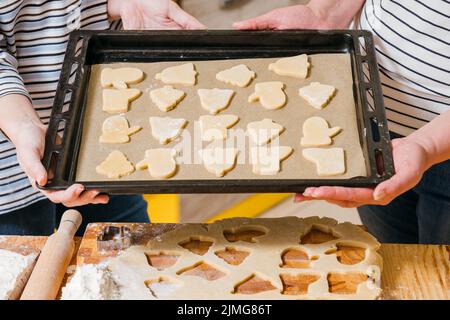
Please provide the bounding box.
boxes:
[21,209,82,300]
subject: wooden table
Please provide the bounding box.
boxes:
[1,236,448,300]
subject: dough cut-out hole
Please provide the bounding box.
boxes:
[178,236,214,255]
[177,261,226,281]
[145,276,181,298]
[223,226,268,243]
[215,247,250,265]
[144,251,180,270]
[325,243,366,265]
[300,225,340,244]
[280,273,320,295]
[280,248,318,268]
[327,272,368,294]
[232,274,277,294]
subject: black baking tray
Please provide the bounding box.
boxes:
[41,30,394,194]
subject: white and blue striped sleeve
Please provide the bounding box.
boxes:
[0,34,30,101]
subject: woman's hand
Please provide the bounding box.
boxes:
[233,0,365,30]
[108,0,206,30]
[13,120,109,207]
[295,137,432,208]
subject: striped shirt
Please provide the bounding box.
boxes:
[357,0,450,136]
[0,0,120,215]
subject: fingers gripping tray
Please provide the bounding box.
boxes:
[41,30,394,194]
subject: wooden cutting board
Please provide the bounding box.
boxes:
[76,223,450,300]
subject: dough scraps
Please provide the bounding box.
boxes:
[199,114,239,141]
[248,82,286,110]
[136,148,178,179]
[299,82,336,110]
[250,146,293,175]
[99,115,141,144]
[301,116,341,147]
[200,142,239,177]
[96,150,135,179]
[149,116,187,145]
[302,147,346,176]
[247,119,284,146]
[198,88,235,114]
[150,86,186,112]
[216,64,256,87]
[155,63,198,86]
[268,54,310,79]
[102,88,142,114]
[99,216,382,300]
[101,67,144,89]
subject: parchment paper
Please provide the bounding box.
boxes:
[76,54,367,182]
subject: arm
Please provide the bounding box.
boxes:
[296,110,450,207]
[107,0,206,30]
[234,0,365,30]
[0,49,108,207]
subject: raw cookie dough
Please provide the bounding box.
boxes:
[250,146,293,175]
[248,82,286,110]
[200,142,239,177]
[199,114,239,141]
[216,64,256,87]
[99,115,141,144]
[102,88,141,114]
[136,148,178,179]
[302,147,346,176]
[155,63,197,86]
[299,82,336,110]
[198,88,235,114]
[150,86,186,112]
[96,150,135,179]
[101,216,382,300]
[101,67,144,89]
[268,54,310,79]
[300,116,341,147]
[149,116,187,145]
[247,119,284,146]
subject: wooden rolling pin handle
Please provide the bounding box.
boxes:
[20,210,82,300]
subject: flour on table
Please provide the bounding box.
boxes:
[96,150,135,179]
[0,249,38,300]
[247,119,284,146]
[299,82,336,110]
[99,115,141,144]
[61,264,120,300]
[102,88,141,113]
[150,86,186,112]
[101,67,144,89]
[216,64,256,87]
[199,114,239,141]
[268,54,310,79]
[149,116,187,145]
[155,63,198,86]
[136,148,178,179]
[248,82,286,110]
[198,88,235,114]
[250,146,293,175]
[303,147,346,176]
[301,116,341,147]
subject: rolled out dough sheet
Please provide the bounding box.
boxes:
[76,54,367,182]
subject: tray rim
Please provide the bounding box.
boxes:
[40,29,394,194]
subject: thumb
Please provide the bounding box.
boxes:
[373,167,416,201]
[17,147,48,187]
[233,12,278,30]
[169,2,206,30]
